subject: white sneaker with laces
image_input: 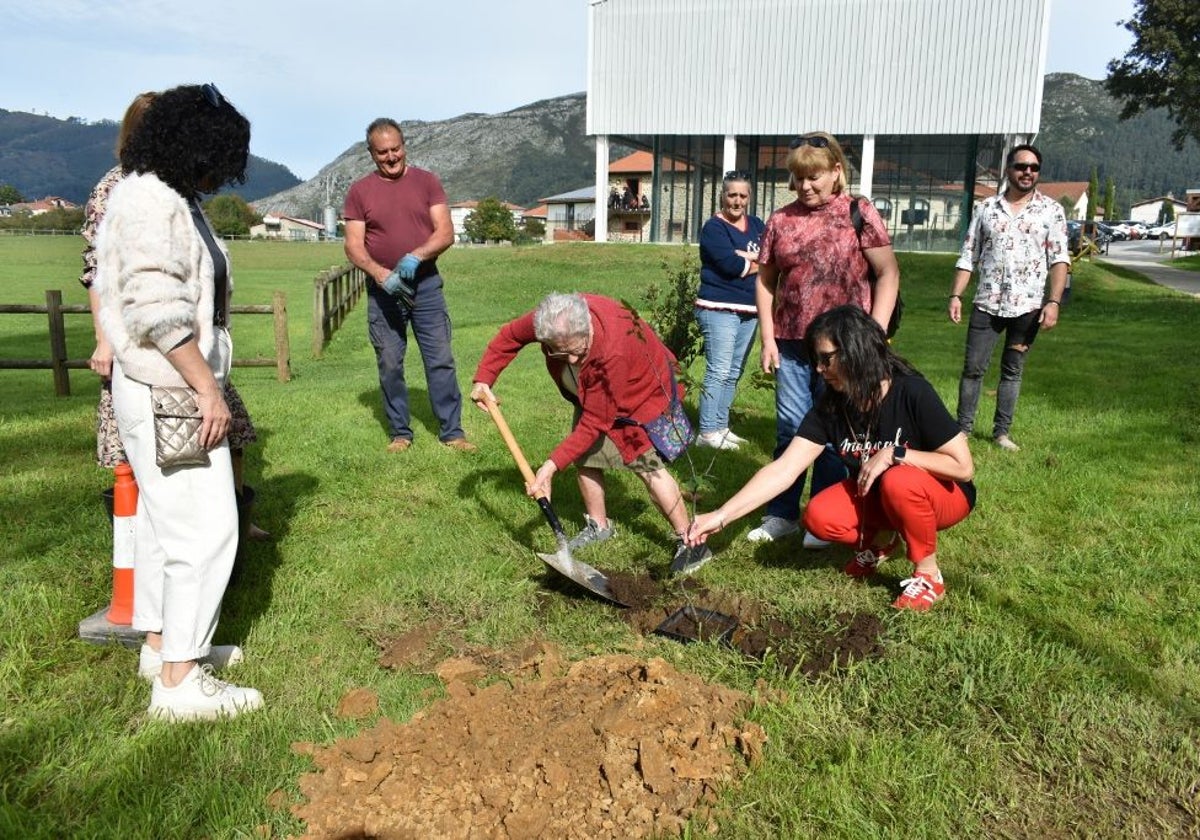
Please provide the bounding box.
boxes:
[696,430,739,450]
[723,429,748,445]
[138,643,244,681]
[746,515,799,543]
[802,530,831,549]
[148,664,263,722]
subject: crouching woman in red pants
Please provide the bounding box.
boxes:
[687,305,975,611]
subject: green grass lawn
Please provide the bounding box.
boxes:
[2,237,1199,838]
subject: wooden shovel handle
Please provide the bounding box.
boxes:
[480,392,542,494]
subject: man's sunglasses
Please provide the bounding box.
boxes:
[1010,162,1040,173]
[789,135,831,150]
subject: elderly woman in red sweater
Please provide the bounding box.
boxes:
[471,292,711,575]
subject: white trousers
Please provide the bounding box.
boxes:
[111,350,237,663]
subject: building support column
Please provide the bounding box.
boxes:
[722,135,738,178]
[594,134,609,243]
[859,134,876,198]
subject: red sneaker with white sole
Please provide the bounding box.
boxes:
[892,571,945,611]
[844,535,900,578]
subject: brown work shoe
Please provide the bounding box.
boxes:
[387,437,412,453]
[443,438,478,453]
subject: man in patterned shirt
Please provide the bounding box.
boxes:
[947,144,1069,452]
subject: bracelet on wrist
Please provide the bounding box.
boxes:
[949,294,962,300]
[1045,299,1060,306]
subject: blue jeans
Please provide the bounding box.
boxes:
[766,339,846,521]
[366,273,465,442]
[694,307,758,434]
[956,306,1040,438]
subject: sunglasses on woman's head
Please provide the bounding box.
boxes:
[202,83,225,108]
[789,135,831,149]
[724,170,752,181]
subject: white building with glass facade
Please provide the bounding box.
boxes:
[586,0,1053,251]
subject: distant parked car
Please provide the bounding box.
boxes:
[1068,221,1111,255]
[1146,222,1176,240]
[1104,222,1130,241]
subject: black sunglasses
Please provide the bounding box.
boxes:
[814,349,839,369]
[202,83,225,108]
[724,170,752,181]
[1010,162,1040,173]
[789,135,831,150]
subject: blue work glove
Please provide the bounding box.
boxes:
[382,268,417,310]
[397,253,422,280]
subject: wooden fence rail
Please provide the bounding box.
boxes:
[0,289,290,396]
[312,264,367,358]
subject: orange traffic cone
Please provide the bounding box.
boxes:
[105,463,137,625]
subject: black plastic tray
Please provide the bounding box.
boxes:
[654,606,738,645]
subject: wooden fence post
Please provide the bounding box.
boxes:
[272,290,291,382]
[312,269,327,359]
[46,290,70,396]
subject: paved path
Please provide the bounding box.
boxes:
[1094,240,1200,297]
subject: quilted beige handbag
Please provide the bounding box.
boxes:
[149,385,210,468]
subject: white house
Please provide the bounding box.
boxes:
[1037,182,1090,220]
[250,214,324,241]
[540,186,596,243]
[586,0,1055,251]
[1129,194,1187,225]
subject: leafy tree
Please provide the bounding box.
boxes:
[523,218,545,238]
[1103,177,1117,221]
[1161,201,1176,223]
[1058,196,1075,219]
[202,194,262,237]
[1087,169,1099,220]
[0,183,25,204]
[1105,0,1200,149]
[463,197,518,242]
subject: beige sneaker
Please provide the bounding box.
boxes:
[994,434,1020,452]
[443,438,478,452]
[148,664,263,722]
[387,437,412,453]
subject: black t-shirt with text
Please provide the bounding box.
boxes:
[798,373,976,506]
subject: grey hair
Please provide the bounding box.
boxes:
[533,293,590,343]
[366,117,403,143]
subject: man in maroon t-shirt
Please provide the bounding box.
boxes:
[343,117,475,453]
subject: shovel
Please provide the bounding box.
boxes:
[479,393,627,607]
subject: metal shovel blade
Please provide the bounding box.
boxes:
[480,392,628,607]
[536,536,626,607]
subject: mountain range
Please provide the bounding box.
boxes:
[3,74,1198,217]
[0,109,301,204]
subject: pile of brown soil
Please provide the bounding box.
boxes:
[290,645,766,839]
[286,573,885,838]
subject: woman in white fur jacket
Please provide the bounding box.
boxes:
[94,84,262,722]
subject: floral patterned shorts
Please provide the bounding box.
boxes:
[96,379,257,468]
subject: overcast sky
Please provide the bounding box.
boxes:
[3,0,1135,181]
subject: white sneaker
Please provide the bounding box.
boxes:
[994,434,1021,452]
[746,515,799,542]
[802,531,831,550]
[138,643,244,681]
[723,429,749,445]
[148,664,263,722]
[696,430,739,450]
